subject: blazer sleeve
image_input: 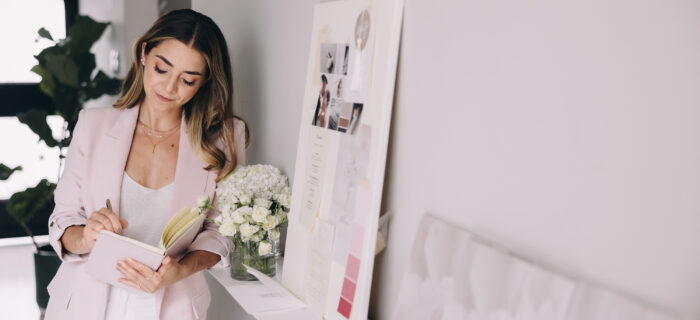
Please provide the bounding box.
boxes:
[48,109,90,262]
[188,119,247,268]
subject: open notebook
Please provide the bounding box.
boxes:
[85,207,205,292]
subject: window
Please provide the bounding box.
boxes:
[0,0,66,83]
[0,0,77,199]
[0,116,65,199]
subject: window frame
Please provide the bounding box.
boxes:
[0,0,78,116]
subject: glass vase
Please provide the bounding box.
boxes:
[229,237,276,281]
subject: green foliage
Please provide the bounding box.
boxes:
[4,15,122,239]
[18,110,59,148]
[6,180,56,224]
[0,164,22,181]
[38,27,53,41]
[29,15,121,147]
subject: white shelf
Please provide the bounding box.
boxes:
[0,235,49,248]
[205,257,318,320]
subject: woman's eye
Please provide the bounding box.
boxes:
[154,65,166,74]
[183,79,195,86]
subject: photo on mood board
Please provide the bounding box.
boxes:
[320,43,338,74]
[320,43,350,76]
[340,45,349,75]
[311,73,331,128]
[311,75,363,134]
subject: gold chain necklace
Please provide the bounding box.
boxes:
[138,119,180,154]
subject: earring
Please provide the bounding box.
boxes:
[141,58,145,65]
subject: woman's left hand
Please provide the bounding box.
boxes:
[117,256,182,293]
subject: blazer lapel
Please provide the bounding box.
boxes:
[168,112,211,218]
[98,105,139,216]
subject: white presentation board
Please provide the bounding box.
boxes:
[282,1,404,319]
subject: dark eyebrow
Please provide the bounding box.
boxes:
[155,54,203,76]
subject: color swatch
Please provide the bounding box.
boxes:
[337,222,365,318]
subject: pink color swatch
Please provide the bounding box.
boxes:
[341,278,357,302]
[338,296,352,318]
[346,254,361,281]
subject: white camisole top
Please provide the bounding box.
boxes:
[104,172,174,320]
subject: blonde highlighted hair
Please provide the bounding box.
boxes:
[114,9,249,181]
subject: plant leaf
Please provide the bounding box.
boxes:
[31,65,57,98]
[85,70,122,100]
[0,164,22,180]
[51,85,79,119]
[43,52,79,88]
[38,27,54,41]
[17,110,59,148]
[68,15,109,52]
[74,52,96,84]
[34,44,68,66]
[6,179,56,224]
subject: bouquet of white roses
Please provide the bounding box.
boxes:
[212,164,291,279]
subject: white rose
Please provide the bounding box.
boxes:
[196,195,210,209]
[258,241,272,256]
[238,194,252,206]
[254,198,272,210]
[252,206,270,224]
[268,229,280,242]
[218,219,238,237]
[277,187,291,208]
[263,215,279,231]
[276,211,288,224]
[250,232,262,243]
[232,207,251,224]
[213,214,225,226]
[239,223,259,240]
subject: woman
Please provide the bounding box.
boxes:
[45,9,248,320]
[312,74,329,128]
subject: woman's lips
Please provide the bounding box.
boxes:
[156,93,174,102]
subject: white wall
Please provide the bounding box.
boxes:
[192,0,315,181]
[198,1,700,319]
[80,0,157,108]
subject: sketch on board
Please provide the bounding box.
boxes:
[329,125,371,266]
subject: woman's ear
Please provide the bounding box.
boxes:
[140,42,147,63]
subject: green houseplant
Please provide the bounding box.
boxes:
[0,15,121,311]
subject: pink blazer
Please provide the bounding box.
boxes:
[45,105,246,319]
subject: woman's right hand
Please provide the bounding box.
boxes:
[80,208,128,252]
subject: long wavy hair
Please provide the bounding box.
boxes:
[114,9,249,182]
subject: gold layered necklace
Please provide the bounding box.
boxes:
[138,118,180,154]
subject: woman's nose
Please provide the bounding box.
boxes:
[165,74,178,94]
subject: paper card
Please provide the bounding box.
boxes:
[303,219,336,315]
[299,129,330,230]
[243,265,306,310]
[227,283,305,316]
[256,308,321,320]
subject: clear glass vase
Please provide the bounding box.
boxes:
[229,237,276,281]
